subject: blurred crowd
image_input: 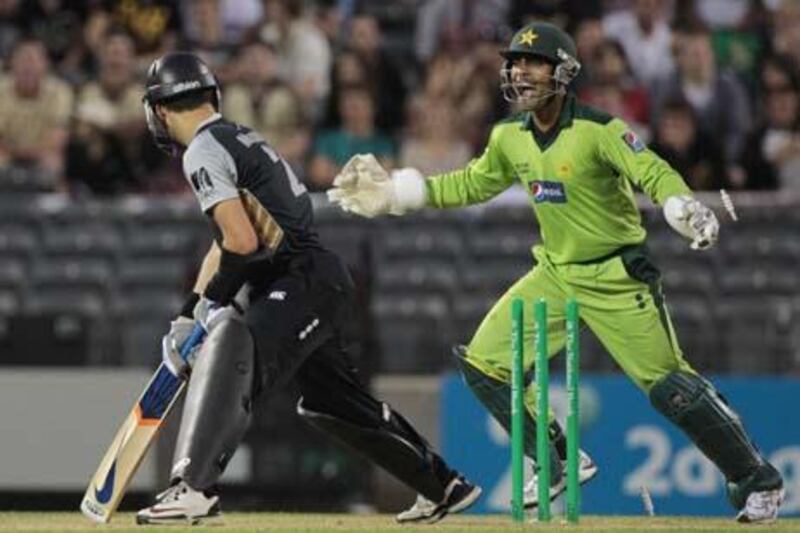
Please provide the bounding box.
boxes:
[0,0,798,197]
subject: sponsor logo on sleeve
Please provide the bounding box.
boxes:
[189,167,214,197]
[530,180,567,203]
[621,130,645,153]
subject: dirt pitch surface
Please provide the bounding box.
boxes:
[1,513,799,532]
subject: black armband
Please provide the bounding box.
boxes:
[203,248,251,305]
[179,292,201,318]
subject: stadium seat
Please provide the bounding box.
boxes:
[0,224,38,262]
[126,226,202,256]
[460,259,531,293]
[372,292,451,372]
[373,259,458,293]
[715,297,793,373]
[118,259,192,291]
[23,290,105,316]
[30,258,114,293]
[0,258,25,288]
[665,296,718,372]
[374,227,464,262]
[41,225,122,260]
[469,230,534,261]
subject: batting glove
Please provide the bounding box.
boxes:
[161,316,200,377]
[193,297,239,334]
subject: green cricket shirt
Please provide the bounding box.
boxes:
[425,94,692,264]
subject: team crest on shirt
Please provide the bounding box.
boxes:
[530,180,567,203]
[621,130,645,153]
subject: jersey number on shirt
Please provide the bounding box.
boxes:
[235,130,308,197]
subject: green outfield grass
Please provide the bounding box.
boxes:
[0,513,799,532]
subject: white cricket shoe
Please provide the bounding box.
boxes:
[136,480,221,525]
[395,476,482,524]
[736,488,784,524]
[523,449,598,509]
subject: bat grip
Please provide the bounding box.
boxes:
[179,323,206,362]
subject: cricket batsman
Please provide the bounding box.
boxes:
[135,52,480,524]
[327,22,784,523]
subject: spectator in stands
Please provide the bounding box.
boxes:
[179,0,239,84]
[66,28,147,195]
[67,98,139,196]
[0,0,22,71]
[17,0,89,84]
[347,13,407,133]
[741,58,800,190]
[691,0,769,89]
[580,40,649,139]
[222,39,308,170]
[650,97,727,190]
[314,0,341,46]
[414,0,510,65]
[308,84,394,190]
[652,23,752,182]
[771,0,800,68]
[572,16,605,90]
[602,0,674,89]
[421,44,505,151]
[111,0,182,67]
[0,37,73,191]
[252,0,331,122]
[322,48,372,129]
[218,0,263,43]
[400,95,471,176]
[759,54,799,97]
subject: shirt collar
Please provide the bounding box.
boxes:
[522,93,576,132]
[194,112,223,137]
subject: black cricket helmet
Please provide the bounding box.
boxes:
[499,22,581,108]
[143,52,220,155]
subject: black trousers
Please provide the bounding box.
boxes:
[243,249,455,496]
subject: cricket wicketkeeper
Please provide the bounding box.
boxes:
[328,22,784,523]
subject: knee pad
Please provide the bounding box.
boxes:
[649,371,764,489]
[171,318,255,489]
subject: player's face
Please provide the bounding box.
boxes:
[507,56,558,111]
[143,100,180,156]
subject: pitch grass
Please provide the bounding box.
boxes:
[0,513,799,532]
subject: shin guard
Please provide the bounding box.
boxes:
[649,371,765,486]
[455,348,563,483]
[171,319,255,490]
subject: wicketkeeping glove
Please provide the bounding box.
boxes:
[327,154,427,217]
[663,195,720,250]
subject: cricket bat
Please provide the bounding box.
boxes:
[80,324,206,523]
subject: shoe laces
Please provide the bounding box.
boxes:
[413,493,435,510]
[747,490,777,512]
[156,481,189,503]
[523,479,536,494]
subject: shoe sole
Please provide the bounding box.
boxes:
[523,463,599,510]
[136,513,222,526]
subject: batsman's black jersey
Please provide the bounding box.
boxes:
[182,114,322,278]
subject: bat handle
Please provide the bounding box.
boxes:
[179,324,206,362]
